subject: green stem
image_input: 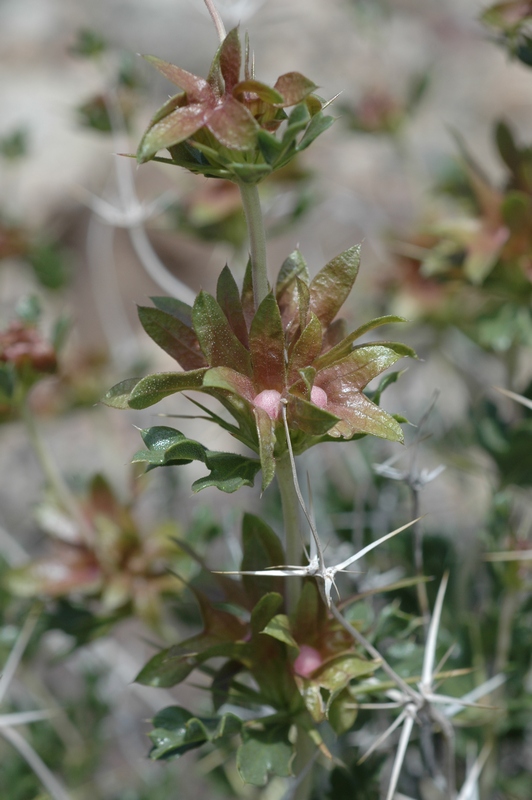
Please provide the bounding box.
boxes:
[275,453,302,616]
[292,728,316,800]
[21,394,92,545]
[239,182,269,310]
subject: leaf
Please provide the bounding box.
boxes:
[137,104,210,163]
[217,265,249,347]
[288,313,323,383]
[276,249,310,296]
[328,393,405,443]
[127,368,208,409]
[254,406,277,491]
[237,726,294,785]
[261,614,298,649]
[288,393,340,436]
[150,296,193,326]
[150,706,242,761]
[143,56,211,100]
[297,112,335,151]
[241,258,255,329]
[281,104,311,150]
[314,654,376,693]
[132,426,207,468]
[249,293,286,393]
[138,306,207,370]
[274,72,317,106]
[250,593,284,636]
[218,27,241,91]
[235,79,285,104]
[241,514,285,605]
[101,378,142,409]
[313,315,407,369]
[257,129,284,164]
[202,366,255,401]
[207,95,259,150]
[193,291,253,376]
[327,687,357,735]
[192,451,261,493]
[495,119,521,173]
[309,245,361,329]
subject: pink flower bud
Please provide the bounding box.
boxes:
[253,389,282,420]
[310,385,328,409]
[293,645,323,677]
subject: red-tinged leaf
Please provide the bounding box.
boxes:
[148,92,187,127]
[317,345,403,393]
[241,258,255,330]
[128,368,208,409]
[217,266,249,347]
[138,306,207,370]
[7,553,102,598]
[274,72,318,107]
[202,366,255,402]
[193,291,253,376]
[309,245,361,328]
[137,103,210,163]
[249,293,286,393]
[219,28,242,92]
[143,55,212,101]
[321,318,347,353]
[327,394,404,442]
[206,95,259,150]
[296,277,310,332]
[254,407,276,491]
[287,313,323,384]
[234,79,284,104]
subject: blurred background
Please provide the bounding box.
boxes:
[1,0,532,798]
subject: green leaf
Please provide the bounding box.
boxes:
[261,614,298,649]
[132,426,207,468]
[101,378,143,409]
[192,451,261,493]
[216,265,249,347]
[241,514,285,605]
[249,293,286,392]
[138,306,207,370]
[136,647,199,688]
[250,593,284,636]
[150,295,193,326]
[193,291,253,376]
[327,687,357,735]
[314,654,376,693]
[237,726,294,785]
[227,162,272,183]
[369,369,406,405]
[288,393,340,436]
[309,245,361,329]
[314,315,407,369]
[495,119,521,172]
[150,706,242,761]
[297,112,335,151]
[254,406,277,491]
[257,129,284,165]
[276,250,309,296]
[28,243,68,289]
[127,368,208,409]
[282,104,311,150]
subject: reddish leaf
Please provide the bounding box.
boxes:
[321,318,347,353]
[207,95,259,150]
[216,265,249,347]
[203,367,255,402]
[193,291,253,377]
[143,55,212,101]
[317,345,403,393]
[287,313,323,384]
[138,306,207,370]
[137,104,210,162]
[149,92,187,127]
[219,28,242,92]
[234,79,284,105]
[309,245,361,328]
[274,72,318,107]
[327,394,404,442]
[249,293,286,393]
